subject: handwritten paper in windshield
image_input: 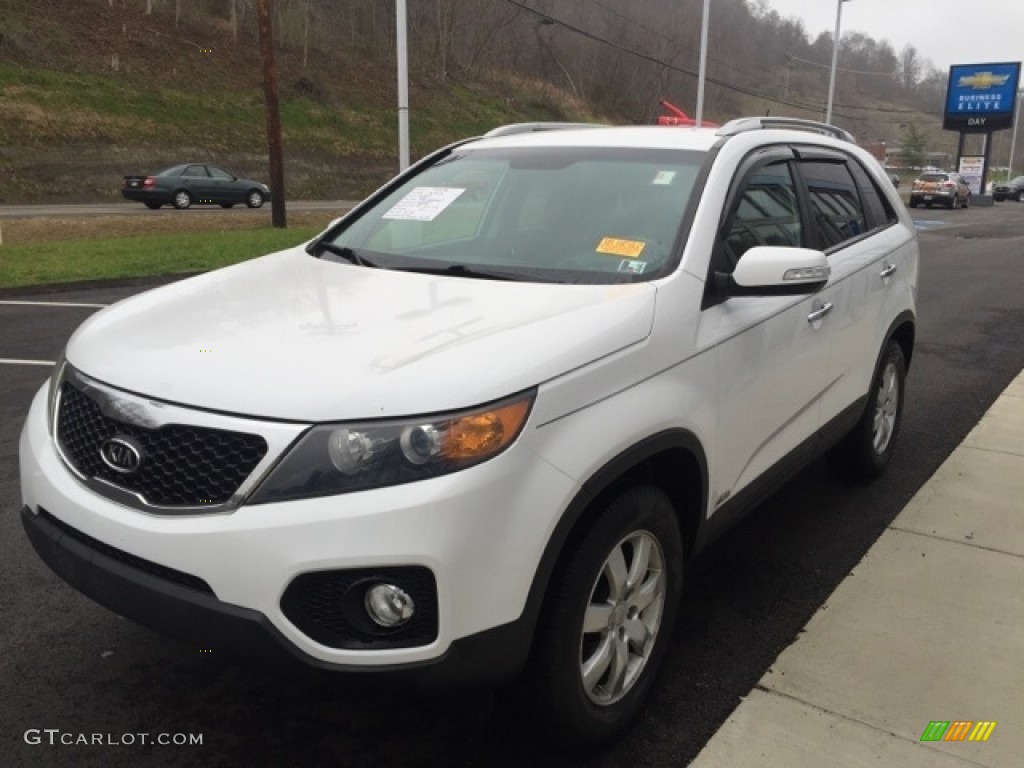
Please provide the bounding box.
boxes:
[382,187,466,222]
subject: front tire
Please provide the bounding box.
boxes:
[173,190,192,210]
[246,190,265,208]
[526,486,683,748]
[830,340,906,481]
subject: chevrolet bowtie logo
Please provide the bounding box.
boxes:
[958,72,1010,89]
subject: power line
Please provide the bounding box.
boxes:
[580,0,673,45]
[497,0,850,117]
[497,0,928,120]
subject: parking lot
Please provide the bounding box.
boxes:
[4,202,1024,767]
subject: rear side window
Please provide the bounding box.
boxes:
[799,160,866,249]
[848,160,897,229]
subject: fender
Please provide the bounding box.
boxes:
[516,429,708,650]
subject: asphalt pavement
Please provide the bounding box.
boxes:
[0,200,358,219]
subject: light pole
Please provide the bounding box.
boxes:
[396,0,410,172]
[695,0,710,127]
[1007,90,1023,181]
[825,0,850,125]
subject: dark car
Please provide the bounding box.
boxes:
[908,171,970,209]
[992,175,1024,202]
[122,164,271,210]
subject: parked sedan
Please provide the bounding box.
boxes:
[122,164,271,210]
[908,171,970,209]
[992,175,1024,202]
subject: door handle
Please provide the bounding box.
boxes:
[879,263,897,279]
[807,302,834,323]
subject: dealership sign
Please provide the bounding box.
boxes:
[943,62,1021,132]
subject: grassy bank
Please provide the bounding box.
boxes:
[0,226,318,288]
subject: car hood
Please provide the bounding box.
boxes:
[67,247,657,421]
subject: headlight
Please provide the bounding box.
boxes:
[248,390,535,504]
[46,349,67,436]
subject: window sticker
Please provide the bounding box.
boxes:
[618,260,647,274]
[382,187,466,222]
[652,170,676,185]
[596,237,646,258]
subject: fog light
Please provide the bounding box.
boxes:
[365,583,415,628]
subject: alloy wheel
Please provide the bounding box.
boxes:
[872,360,900,454]
[579,530,666,706]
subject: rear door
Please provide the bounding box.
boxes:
[181,164,212,201]
[792,149,910,437]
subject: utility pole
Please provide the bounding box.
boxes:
[257,0,286,228]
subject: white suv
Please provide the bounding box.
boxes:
[20,117,917,746]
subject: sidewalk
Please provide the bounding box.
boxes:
[690,370,1024,767]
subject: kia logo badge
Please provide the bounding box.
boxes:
[99,436,143,474]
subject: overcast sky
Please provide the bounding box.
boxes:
[759,0,1024,74]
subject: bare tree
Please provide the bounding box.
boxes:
[900,44,922,90]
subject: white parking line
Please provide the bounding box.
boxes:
[0,358,56,366]
[0,300,108,308]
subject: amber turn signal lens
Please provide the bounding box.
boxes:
[442,399,531,461]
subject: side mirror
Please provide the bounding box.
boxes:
[720,246,830,297]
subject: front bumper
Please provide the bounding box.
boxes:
[20,504,528,689]
[19,381,577,679]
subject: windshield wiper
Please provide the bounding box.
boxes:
[392,263,518,281]
[311,241,378,268]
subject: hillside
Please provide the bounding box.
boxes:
[0,0,604,202]
[0,0,980,204]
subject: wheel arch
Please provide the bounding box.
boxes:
[886,311,916,373]
[517,430,708,656]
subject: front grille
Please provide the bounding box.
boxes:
[57,382,268,508]
[40,509,214,595]
[281,567,439,650]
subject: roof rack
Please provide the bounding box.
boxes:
[483,122,606,138]
[716,117,855,144]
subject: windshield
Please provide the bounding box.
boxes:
[322,146,705,284]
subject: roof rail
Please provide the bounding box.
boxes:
[716,117,855,143]
[483,122,606,138]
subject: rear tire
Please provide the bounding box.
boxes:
[144,202,161,210]
[829,340,906,481]
[173,190,192,210]
[526,486,683,749]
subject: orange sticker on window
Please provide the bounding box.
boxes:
[596,237,646,258]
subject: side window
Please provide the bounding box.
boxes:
[800,160,867,249]
[183,165,207,177]
[207,166,233,180]
[722,161,801,268]
[848,160,898,229]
